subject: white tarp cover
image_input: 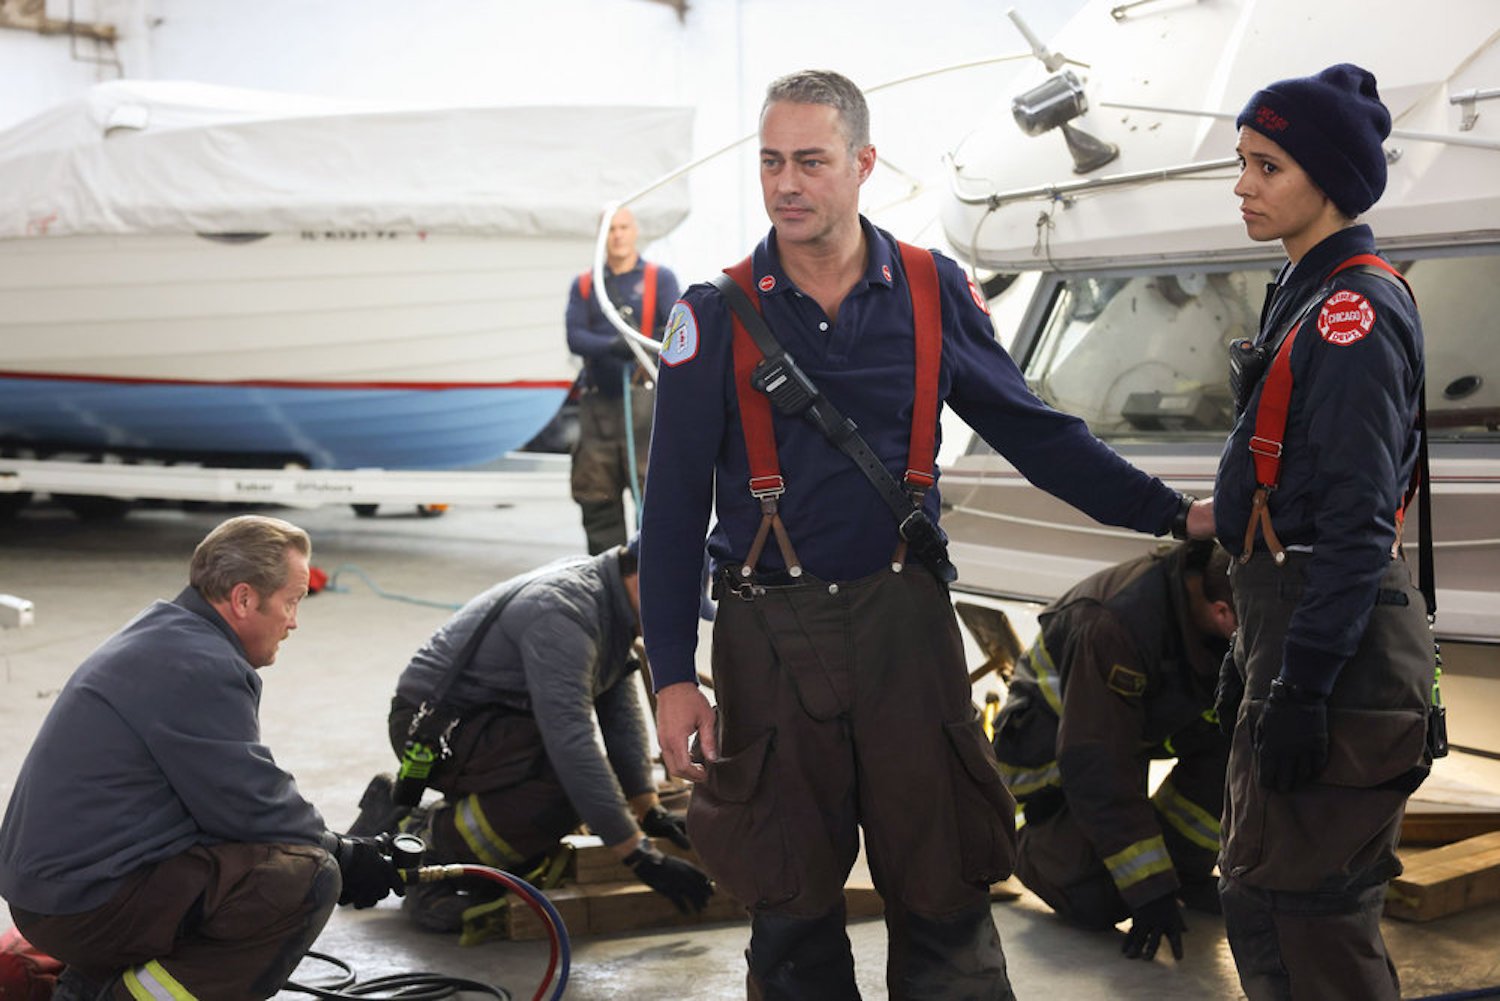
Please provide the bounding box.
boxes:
[0,80,693,240]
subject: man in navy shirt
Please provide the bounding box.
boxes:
[0,516,401,1000]
[640,69,1210,1001]
[1213,64,1434,1001]
[564,207,681,554]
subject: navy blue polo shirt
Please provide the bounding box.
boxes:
[640,219,1180,689]
[566,259,681,398]
[1215,224,1424,693]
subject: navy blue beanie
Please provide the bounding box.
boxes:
[1236,63,1392,218]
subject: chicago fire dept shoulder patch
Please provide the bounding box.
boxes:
[1316,290,1376,346]
[967,276,990,315]
[660,302,699,367]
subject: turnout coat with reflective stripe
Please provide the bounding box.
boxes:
[993,546,1227,907]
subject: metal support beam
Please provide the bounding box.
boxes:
[0,0,116,43]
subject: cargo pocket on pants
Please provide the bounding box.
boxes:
[687,728,797,908]
[1320,707,1430,794]
[942,717,1018,887]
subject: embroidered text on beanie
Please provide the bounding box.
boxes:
[1236,63,1392,217]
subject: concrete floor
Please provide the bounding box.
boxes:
[2,494,1499,1000]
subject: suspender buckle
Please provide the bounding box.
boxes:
[749,475,785,499]
[1247,436,1283,458]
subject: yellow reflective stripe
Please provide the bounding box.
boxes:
[1152,777,1221,852]
[455,794,525,867]
[996,758,1061,798]
[1104,835,1174,891]
[123,961,196,1000]
[1028,636,1064,715]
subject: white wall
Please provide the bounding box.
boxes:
[1,0,1083,278]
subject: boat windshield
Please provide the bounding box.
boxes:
[997,250,1500,445]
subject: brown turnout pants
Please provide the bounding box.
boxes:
[388,700,578,870]
[570,386,653,554]
[11,842,337,1001]
[691,566,1017,1001]
[1220,553,1433,1001]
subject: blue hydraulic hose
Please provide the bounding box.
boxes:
[622,364,643,531]
[450,864,571,1001]
[322,564,463,611]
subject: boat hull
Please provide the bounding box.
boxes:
[0,375,567,470]
[0,231,585,469]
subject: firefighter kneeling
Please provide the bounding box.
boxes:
[348,539,713,936]
[992,540,1235,961]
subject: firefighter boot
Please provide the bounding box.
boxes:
[885,900,1015,1001]
[347,773,409,839]
[51,967,109,1001]
[746,901,860,1001]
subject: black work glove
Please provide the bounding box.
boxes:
[640,804,692,851]
[1122,892,1187,961]
[624,840,714,914]
[1213,649,1244,738]
[1254,679,1329,793]
[333,835,405,909]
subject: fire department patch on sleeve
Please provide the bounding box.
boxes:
[1107,664,1147,697]
[967,275,990,315]
[660,302,699,367]
[1316,290,1376,345]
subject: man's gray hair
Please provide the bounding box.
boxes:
[762,69,870,153]
[190,515,311,602]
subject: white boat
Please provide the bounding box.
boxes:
[0,80,691,470]
[935,0,1500,689]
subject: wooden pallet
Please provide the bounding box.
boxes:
[505,836,885,940]
[1386,829,1500,922]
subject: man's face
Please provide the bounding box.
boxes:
[237,551,310,669]
[759,100,874,250]
[1233,126,1333,248]
[606,209,639,261]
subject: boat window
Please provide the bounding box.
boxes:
[1401,253,1500,440]
[988,251,1500,445]
[1023,268,1263,440]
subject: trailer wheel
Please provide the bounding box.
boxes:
[56,494,132,522]
[0,492,32,519]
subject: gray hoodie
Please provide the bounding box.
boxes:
[395,551,652,847]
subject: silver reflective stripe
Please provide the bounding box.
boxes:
[455,793,525,867]
[997,758,1061,797]
[1104,835,1174,891]
[123,961,195,1000]
[1028,636,1065,715]
[1152,777,1221,852]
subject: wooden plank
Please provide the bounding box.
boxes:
[1387,829,1500,922]
[508,867,885,938]
[844,878,885,919]
[583,880,749,934]
[565,835,700,885]
[1400,809,1500,847]
[505,884,591,941]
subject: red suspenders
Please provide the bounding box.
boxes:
[579,262,659,335]
[1242,253,1416,563]
[721,242,944,574]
